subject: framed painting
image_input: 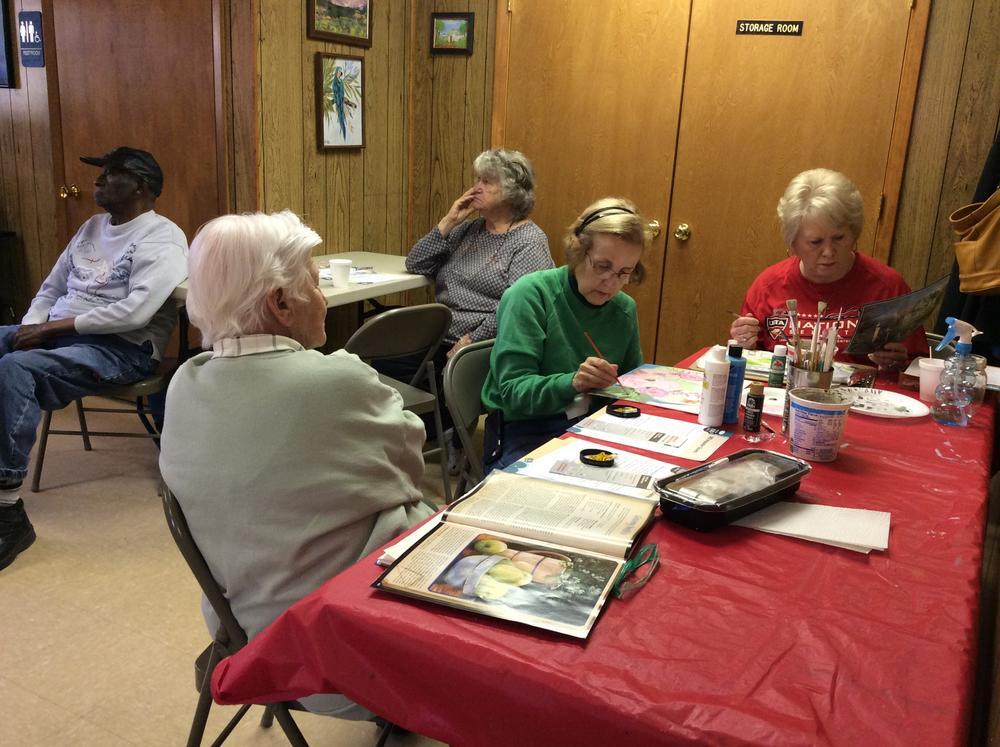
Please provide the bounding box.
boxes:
[0,0,14,88]
[315,53,365,150]
[307,0,372,48]
[430,12,474,55]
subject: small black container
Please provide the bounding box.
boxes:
[654,449,810,531]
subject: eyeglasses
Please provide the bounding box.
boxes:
[612,543,660,600]
[586,253,634,283]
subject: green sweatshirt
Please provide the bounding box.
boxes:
[481,266,643,421]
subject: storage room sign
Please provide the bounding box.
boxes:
[736,20,803,36]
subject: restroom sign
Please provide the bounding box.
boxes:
[736,20,803,36]
[18,11,45,68]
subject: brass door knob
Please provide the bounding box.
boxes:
[673,223,691,241]
[58,184,81,199]
[68,184,80,198]
[648,219,661,238]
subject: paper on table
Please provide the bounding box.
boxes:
[317,268,405,285]
[733,501,890,554]
[505,436,680,502]
[568,407,729,462]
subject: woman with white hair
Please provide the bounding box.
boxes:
[480,197,650,471]
[730,168,926,369]
[159,210,433,719]
[405,148,553,361]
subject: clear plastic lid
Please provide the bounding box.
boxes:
[655,449,810,510]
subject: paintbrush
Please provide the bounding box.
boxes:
[810,301,827,372]
[583,331,627,391]
[786,299,800,363]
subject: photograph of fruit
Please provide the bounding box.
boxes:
[428,534,619,628]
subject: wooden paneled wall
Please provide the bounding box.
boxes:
[0,0,59,322]
[254,0,495,257]
[890,0,1000,308]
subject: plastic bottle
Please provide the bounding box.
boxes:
[698,345,730,427]
[722,341,747,424]
[931,317,982,427]
[743,382,764,432]
[768,344,787,387]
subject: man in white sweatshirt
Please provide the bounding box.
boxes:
[0,146,188,571]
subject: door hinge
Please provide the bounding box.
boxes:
[910,0,916,9]
[507,0,513,13]
[877,194,886,221]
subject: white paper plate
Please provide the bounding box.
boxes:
[840,387,929,419]
[743,386,786,416]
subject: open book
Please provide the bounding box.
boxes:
[373,471,657,638]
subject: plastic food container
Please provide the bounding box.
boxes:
[654,449,811,531]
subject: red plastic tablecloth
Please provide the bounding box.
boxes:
[212,360,995,747]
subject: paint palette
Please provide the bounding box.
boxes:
[840,387,929,419]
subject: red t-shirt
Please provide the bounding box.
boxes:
[740,253,928,360]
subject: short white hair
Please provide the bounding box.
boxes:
[777,168,864,246]
[186,211,322,345]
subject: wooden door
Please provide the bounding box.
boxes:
[493,0,690,356]
[51,0,223,244]
[655,0,918,364]
[494,0,924,365]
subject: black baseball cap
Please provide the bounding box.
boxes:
[80,147,164,197]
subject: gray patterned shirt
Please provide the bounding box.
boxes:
[406,218,552,343]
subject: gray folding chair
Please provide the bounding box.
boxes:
[31,370,170,492]
[442,339,494,495]
[161,483,311,747]
[344,303,453,502]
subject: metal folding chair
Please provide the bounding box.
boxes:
[344,303,454,502]
[31,371,170,492]
[161,483,312,747]
[442,339,494,495]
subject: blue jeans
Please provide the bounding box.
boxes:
[0,326,156,483]
[483,411,584,474]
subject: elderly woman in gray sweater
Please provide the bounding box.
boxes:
[160,210,433,719]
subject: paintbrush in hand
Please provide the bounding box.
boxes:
[583,331,627,391]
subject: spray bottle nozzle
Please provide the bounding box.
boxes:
[936,316,982,355]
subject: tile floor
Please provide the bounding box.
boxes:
[1,397,449,746]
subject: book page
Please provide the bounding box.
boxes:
[505,436,679,502]
[445,471,655,558]
[374,522,623,639]
[568,407,729,462]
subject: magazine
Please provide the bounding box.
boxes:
[844,276,948,353]
[373,471,657,638]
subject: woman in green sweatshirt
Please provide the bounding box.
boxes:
[481,197,651,471]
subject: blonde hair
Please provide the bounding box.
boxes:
[777,168,864,246]
[563,197,651,284]
[186,211,322,345]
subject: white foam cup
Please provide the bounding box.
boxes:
[917,357,945,403]
[329,258,352,288]
[787,387,855,462]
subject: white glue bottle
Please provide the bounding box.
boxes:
[698,345,730,426]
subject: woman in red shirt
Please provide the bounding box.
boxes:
[729,168,927,369]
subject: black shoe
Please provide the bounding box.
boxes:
[0,499,36,571]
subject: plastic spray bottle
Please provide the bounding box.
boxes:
[722,341,747,424]
[698,345,730,427]
[931,317,982,427]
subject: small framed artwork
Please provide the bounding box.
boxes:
[0,0,15,88]
[430,12,474,55]
[307,0,372,48]
[315,52,365,150]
